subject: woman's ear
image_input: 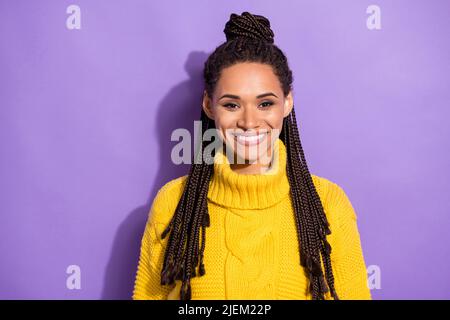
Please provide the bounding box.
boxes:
[283,90,294,117]
[202,90,215,120]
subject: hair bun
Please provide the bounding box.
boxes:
[224,11,275,44]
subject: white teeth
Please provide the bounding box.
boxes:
[235,133,267,143]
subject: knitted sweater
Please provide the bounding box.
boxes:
[132,138,371,300]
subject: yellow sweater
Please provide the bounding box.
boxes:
[132,138,371,300]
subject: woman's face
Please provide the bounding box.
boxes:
[202,62,293,169]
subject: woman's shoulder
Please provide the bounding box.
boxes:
[310,174,358,223]
[158,174,189,196]
[310,173,342,198]
[148,175,189,225]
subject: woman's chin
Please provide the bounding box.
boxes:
[229,145,273,165]
[235,153,259,164]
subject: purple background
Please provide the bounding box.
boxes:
[1,0,449,299]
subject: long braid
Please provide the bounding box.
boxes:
[160,125,208,283]
[160,109,214,300]
[181,132,214,298]
[289,107,339,299]
[283,114,315,293]
[157,11,339,300]
[283,110,327,299]
[291,110,327,298]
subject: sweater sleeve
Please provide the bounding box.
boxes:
[326,182,372,300]
[132,188,175,300]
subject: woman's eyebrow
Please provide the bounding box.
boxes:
[218,92,278,101]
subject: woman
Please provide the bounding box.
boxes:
[132,11,371,300]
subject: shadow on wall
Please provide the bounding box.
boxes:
[101,51,211,299]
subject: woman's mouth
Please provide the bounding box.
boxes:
[232,131,269,146]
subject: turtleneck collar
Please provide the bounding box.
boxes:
[207,137,290,210]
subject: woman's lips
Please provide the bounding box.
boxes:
[232,132,269,146]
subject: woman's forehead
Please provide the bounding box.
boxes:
[216,63,281,98]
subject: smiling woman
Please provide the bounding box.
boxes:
[132,11,371,300]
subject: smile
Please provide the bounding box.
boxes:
[232,132,268,146]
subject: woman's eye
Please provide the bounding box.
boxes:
[260,101,274,108]
[224,103,239,109]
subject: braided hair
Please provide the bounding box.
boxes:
[159,11,339,300]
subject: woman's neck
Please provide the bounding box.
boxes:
[229,162,270,174]
[207,137,290,210]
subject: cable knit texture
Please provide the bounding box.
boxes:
[132,138,372,300]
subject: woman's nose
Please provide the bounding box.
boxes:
[237,107,260,130]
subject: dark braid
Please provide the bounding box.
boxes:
[158,11,339,300]
[160,109,214,300]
